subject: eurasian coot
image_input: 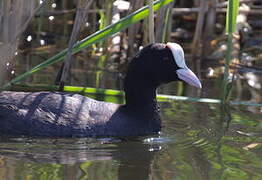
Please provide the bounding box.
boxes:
[0,43,201,137]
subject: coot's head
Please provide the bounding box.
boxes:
[126,43,202,89]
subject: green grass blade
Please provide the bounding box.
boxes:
[226,0,239,34]
[1,0,174,90]
[222,0,239,104]
[11,84,262,107]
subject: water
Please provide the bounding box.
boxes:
[0,101,261,179]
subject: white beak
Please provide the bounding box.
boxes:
[166,42,202,89]
[176,68,202,89]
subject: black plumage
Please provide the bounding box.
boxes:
[0,43,200,137]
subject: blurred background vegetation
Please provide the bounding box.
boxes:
[0,0,261,106]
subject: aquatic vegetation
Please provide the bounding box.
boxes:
[222,0,240,104]
[0,0,173,90]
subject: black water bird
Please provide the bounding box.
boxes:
[0,43,201,137]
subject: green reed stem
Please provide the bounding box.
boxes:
[11,84,262,107]
[221,0,239,104]
[1,0,174,91]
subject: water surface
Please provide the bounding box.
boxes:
[0,100,261,180]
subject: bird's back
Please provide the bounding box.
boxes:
[0,91,120,137]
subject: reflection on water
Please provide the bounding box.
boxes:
[0,101,261,180]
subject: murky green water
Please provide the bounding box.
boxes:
[0,100,261,180]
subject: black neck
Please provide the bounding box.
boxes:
[124,73,158,111]
[125,86,157,107]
